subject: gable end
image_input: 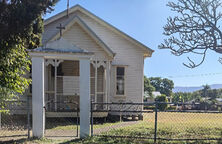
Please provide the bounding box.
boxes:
[44,5,154,56]
[46,15,115,58]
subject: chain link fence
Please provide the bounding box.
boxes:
[0,99,79,143]
[0,99,31,143]
[91,102,222,143]
[1,99,222,143]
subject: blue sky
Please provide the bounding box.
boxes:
[45,0,222,87]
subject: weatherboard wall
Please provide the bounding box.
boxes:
[77,11,145,103]
[42,10,146,103]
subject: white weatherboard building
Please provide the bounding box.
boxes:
[26,5,154,138]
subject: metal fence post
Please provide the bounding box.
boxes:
[27,96,30,139]
[76,105,79,137]
[154,102,158,143]
[90,100,93,136]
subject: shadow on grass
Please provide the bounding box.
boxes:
[1,137,222,144]
[0,137,77,144]
[58,138,83,144]
[0,138,32,144]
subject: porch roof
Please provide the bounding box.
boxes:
[29,37,93,54]
[28,37,94,60]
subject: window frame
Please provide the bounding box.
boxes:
[115,66,126,97]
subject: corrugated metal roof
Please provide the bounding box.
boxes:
[30,37,93,54]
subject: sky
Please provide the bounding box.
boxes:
[44,0,222,87]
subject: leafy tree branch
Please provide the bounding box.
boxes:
[0,0,58,105]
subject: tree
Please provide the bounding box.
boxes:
[208,89,219,99]
[188,91,203,102]
[201,84,211,98]
[0,0,58,107]
[144,76,155,96]
[172,92,193,102]
[155,94,168,111]
[159,0,222,68]
[149,77,174,96]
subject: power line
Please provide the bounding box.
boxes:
[167,72,222,78]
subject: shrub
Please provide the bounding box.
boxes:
[155,94,168,111]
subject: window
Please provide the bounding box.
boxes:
[116,67,125,95]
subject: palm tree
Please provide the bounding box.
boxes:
[201,84,211,98]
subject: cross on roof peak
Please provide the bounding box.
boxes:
[56,23,65,37]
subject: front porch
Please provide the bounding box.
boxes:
[44,59,110,116]
[28,37,112,137]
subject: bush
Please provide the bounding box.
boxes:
[155,94,168,111]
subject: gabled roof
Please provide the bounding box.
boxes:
[46,15,115,58]
[44,5,154,56]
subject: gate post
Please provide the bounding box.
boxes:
[91,100,93,136]
[80,59,90,138]
[32,56,45,138]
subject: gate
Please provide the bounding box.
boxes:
[45,101,79,139]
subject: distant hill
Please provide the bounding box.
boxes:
[173,84,222,93]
